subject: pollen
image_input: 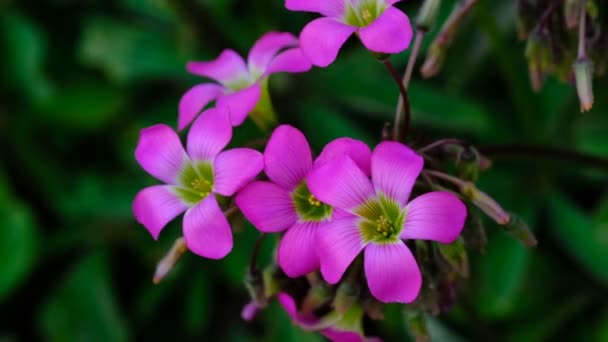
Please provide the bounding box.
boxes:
[375,215,395,237]
[191,178,212,197]
[362,8,372,23]
[308,195,322,207]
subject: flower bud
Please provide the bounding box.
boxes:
[420,42,446,78]
[241,301,259,321]
[416,0,442,31]
[525,31,552,92]
[564,0,580,30]
[436,237,469,277]
[503,213,538,248]
[153,237,187,284]
[573,58,594,112]
[456,147,481,182]
[404,309,430,342]
[460,183,510,225]
[262,264,280,298]
[245,267,267,308]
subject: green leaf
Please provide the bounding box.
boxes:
[40,254,129,342]
[78,17,190,83]
[548,193,608,283]
[0,171,38,300]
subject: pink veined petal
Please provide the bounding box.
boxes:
[364,242,422,303]
[235,181,297,233]
[278,221,321,277]
[264,125,313,190]
[213,148,264,197]
[182,195,233,259]
[264,48,313,76]
[241,301,259,322]
[317,215,367,284]
[401,191,467,243]
[178,83,223,131]
[248,31,298,73]
[186,107,232,162]
[315,137,372,176]
[216,83,262,126]
[358,6,413,54]
[277,292,320,328]
[285,0,345,16]
[307,156,374,213]
[133,185,188,239]
[186,49,249,85]
[135,124,188,184]
[371,141,423,206]
[299,17,357,67]
[321,329,366,342]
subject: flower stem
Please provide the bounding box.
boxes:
[249,233,266,274]
[577,0,588,59]
[418,138,468,154]
[424,170,468,188]
[383,59,412,141]
[480,144,608,170]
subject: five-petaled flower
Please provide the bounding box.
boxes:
[307,141,467,303]
[286,0,413,67]
[133,107,263,259]
[236,125,371,277]
[178,32,312,130]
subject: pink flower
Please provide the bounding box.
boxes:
[307,141,467,303]
[133,107,263,259]
[236,125,371,277]
[277,292,381,342]
[286,0,413,67]
[178,32,312,130]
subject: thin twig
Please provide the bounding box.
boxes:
[249,233,266,274]
[424,170,468,188]
[383,59,411,141]
[577,0,588,58]
[418,138,468,154]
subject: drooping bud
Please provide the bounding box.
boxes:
[573,58,594,112]
[262,264,281,298]
[502,213,538,248]
[456,147,481,182]
[525,31,552,92]
[404,309,430,342]
[245,267,267,308]
[460,183,511,225]
[436,237,469,277]
[153,237,187,284]
[564,0,581,30]
[421,40,446,78]
[416,0,442,31]
[241,301,260,321]
[249,79,277,132]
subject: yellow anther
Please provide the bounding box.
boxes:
[308,195,322,207]
[362,8,372,23]
[191,178,212,197]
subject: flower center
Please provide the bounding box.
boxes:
[343,0,386,27]
[292,182,333,222]
[175,162,215,205]
[355,194,405,243]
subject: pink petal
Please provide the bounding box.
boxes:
[358,7,413,54]
[317,215,366,284]
[264,125,313,190]
[277,292,319,327]
[278,221,320,277]
[307,156,374,213]
[315,137,372,176]
[216,84,262,126]
[364,242,421,303]
[186,107,232,162]
[182,195,232,259]
[213,148,264,197]
[401,191,467,243]
[133,185,188,239]
[248,31,298,72]
[321,329,366,342]
[135,124,188,184]
[178,83,223,131]
[241,302,259,321]
[236,181,297,233]
[371,141,423,206]
[299,17,357,67]
[186,49,249,85]
[285,0,345,16]
[265,48,313,75]
[384,0,403,5]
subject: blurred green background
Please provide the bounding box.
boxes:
[1,0,607,341]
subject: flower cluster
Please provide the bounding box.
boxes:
[131,1,539,340]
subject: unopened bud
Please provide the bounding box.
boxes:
[334,282,360,314]
[503,213,538,248]
[573,58,594,112]
[460,183,510,225]
[416,0,442,31]
[564,0,580,30]
[436,237,469,277]
[241,301,259,321]
[245,267,267,308]
[404,310,430,342]
[262,264,280,298]
[456,147,481,182]
[525,32,552,92]
[153,237,187,284]
[420,42,446,78]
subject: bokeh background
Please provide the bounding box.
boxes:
[1,0,607,341]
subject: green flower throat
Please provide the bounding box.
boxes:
[356,194,406,243]
[175,162,215,205]
[292,182,333,221]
